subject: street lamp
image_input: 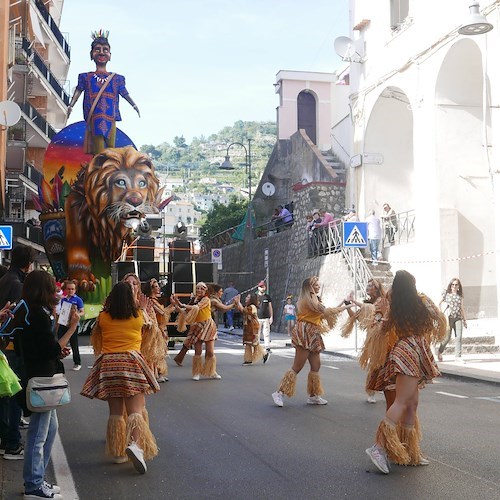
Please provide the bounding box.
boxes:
[220,139,253,288]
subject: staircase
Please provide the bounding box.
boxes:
[321,150,346,182]
[443,336,500,355]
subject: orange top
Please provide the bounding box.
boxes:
[98,310,144,353]
[195,297,212,322]
[297,311,323,326]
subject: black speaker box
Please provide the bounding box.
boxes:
[111,262,138,284]
[169,240,191,263]
[138,261,160,282]
[134,237,155,261]
[171,262,214,284]
[172,282,194,296]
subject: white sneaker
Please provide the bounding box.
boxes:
[418,457,430,466]
[272,391,284,407]
[43,481,61,494]
[126,442,147,474]
[72,364,81,371]
[228,326,234,331]
[192,374,200,381]
[366,445,389,474]
[307,395,328,405]
[210,373,222,380]
[367,395,377,404]
[113,456,128,464]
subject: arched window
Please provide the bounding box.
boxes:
[297,91,316,144]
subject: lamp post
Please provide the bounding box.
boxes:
[220,139,253,288]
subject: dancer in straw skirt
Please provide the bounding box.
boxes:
[171,282,220,380]
[365,270,446,474]
[234,294,266,365]
[271,276,351,407]
[81,282,159,474]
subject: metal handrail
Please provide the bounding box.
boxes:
[381,209,415,247]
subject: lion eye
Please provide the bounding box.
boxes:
[138,180,147,188]
[115,179,127,188]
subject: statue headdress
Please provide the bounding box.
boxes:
[90,29,110,53]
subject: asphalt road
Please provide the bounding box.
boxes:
[48,333,500,500]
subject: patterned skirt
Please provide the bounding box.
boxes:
[365,359,395,392]
[81,351,160,401]
[183,318,218,348]
[386,335,440,384]
[291,321,325,353]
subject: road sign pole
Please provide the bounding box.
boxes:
[352,247,358,352]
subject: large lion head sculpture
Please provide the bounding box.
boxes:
[76,146,161,263]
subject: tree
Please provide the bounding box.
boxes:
[200,197,247,243]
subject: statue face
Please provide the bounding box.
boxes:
[92,43,111,64]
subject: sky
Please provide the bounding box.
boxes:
[59,0,349,148]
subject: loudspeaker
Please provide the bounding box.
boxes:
[171,262,215,284]
[169,240,191,263]
[138,261,160,282]
[134,237,155,261]
[172,282,194,296]
[111,261,138,284]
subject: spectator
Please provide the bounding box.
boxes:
[344,208,358,222]
[319,209,334,227]
[221,282,239,330]
[56,280,84,371]
[275,205,293,232]
[283,296,297,337]
[382,203,398,245]
[0,244,35,461]
[366,210,382,265]
[256,281,273,362]
[306,215,314,256]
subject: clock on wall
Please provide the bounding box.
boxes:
[261,182,275,197]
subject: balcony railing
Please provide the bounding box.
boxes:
[21,101,57,140]
[9,220,44,247]
[34,0,71,59]
[22,163,44,185]
[21,38,70,105]
[381,209,415,248]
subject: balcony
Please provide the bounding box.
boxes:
[21,38,70,105]
[34,0,71,59]
[20,101,57,140]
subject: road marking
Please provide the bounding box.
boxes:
[52,430,79,499]
[323,365,340,370]
[475,396,500,403]
[435,391,469,399]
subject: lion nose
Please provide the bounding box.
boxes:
[127,195,143,207]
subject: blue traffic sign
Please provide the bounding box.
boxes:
[342,222,368,248]
[0,225,13,250]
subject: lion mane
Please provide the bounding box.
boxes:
[66,146,161,270]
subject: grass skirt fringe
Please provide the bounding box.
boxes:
[376,418,410,465]
[396,424,422,465]
[278,369,297,397]
[192,354,203,376]
[359,324,391,372]
[106,415,126,457]
[307,371,324,396]
[244,345,253,363]
[202,355,217,377]
[252,344,265,363]
[126,412,158,461]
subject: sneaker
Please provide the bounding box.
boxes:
[242,361,252,365]
[72,364,81,371]
[367,395,377,404]
[4,444,24,460]
[418,457,430,466]
[24,483,62,499]
[125,442,147,474]
[192,374,200,381]
[210,373,222,380]
[157,376,168,383]
[43,482,61,494]
[262,352,270,364]
[365,445,389,474]
[113,456,128,464]
[20,417,30,428]
[272,391,284,407]
[307,395,328,405]
[228,326,234,331]
[437,353,443,362]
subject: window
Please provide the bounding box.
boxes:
[390,0,409,29]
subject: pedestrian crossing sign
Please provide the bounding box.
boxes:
[0,226,13,250]
[343,222,368,248]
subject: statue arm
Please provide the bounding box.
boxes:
[123,94,140,117]
[67,89,83,117]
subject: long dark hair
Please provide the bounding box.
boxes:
[104,282,139,320]
[22,270,56,308]
[389,270,433,336]
[246,294,259,307]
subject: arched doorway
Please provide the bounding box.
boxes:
[297,91,317,144]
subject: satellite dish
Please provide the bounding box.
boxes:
[334,36,361,62]
[0,101,21,127]
[262,182,275,197]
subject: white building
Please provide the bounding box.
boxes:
[330,1,500,324]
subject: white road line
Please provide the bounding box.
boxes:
[323,365,340,370]
[52,430,79,499]
[435,391,469,399]
[475,396,500,403]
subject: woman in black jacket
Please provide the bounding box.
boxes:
[18,271,79,500]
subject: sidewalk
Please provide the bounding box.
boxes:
[221,327,500,385]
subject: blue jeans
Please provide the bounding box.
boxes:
[226,309,234,328]
[369,239,380,262]
[23,409,58,492]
